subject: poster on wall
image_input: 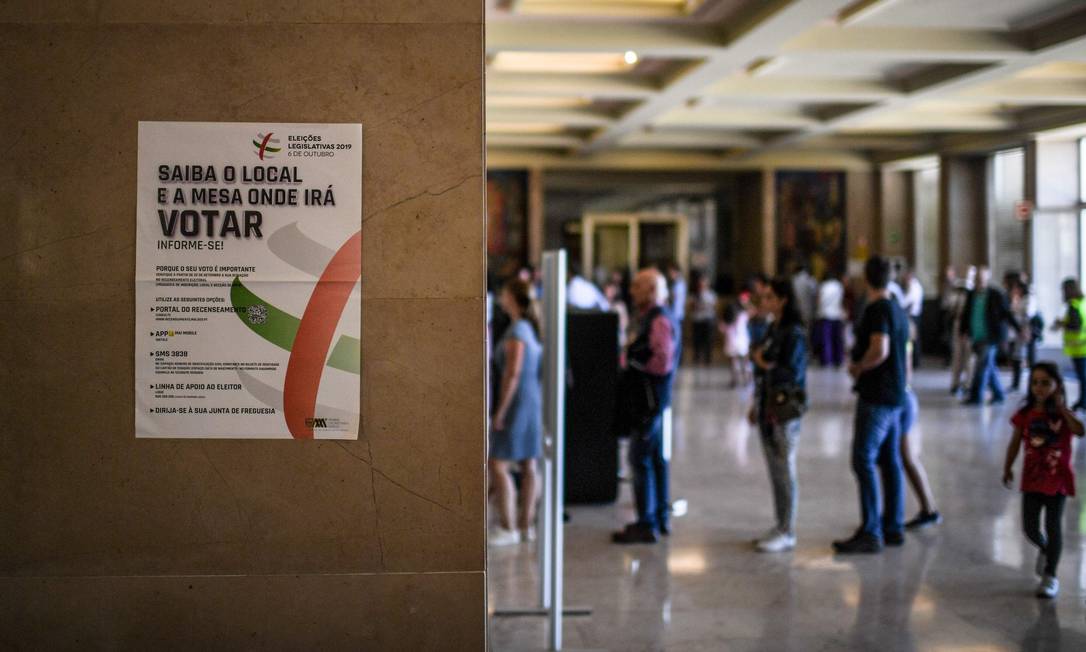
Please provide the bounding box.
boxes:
[775,171,846,279]
[135,122,362,439]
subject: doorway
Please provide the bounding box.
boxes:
[581,213,688,284]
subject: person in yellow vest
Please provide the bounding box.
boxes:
[1053,278,1086,411]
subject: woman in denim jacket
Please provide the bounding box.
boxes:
[748,277,808,552]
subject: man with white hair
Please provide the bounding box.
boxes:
[613,268,677,544]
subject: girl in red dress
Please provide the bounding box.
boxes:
[1003,361,1084,598]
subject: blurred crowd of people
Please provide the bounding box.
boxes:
[485,254,1086,600]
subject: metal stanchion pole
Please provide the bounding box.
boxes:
[543,250,567,651]
[539,444,553,610]
[491,251,590,649]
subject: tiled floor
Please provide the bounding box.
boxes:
[488,363,1086,651]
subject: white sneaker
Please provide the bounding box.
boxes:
[488,527,520,547]
[1036,575,1059,599]
[521,526,536,543]
[1035,550,1047,577]
[752,527,780,545]
[756,532,796,553]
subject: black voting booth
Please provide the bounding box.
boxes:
[564,310,620,504]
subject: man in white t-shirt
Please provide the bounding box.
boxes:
[816,273,846,367]
[899,267,924,367]
[567,262,610,311]
[792,265,818,326]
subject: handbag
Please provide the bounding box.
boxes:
[616,368,660,434]
[764,384,807,423]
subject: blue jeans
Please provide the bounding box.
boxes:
[968,342,1004,403]
[630,412,669,531]
[759,419,801,535]
[852,400,905,540]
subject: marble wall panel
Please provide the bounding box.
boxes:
[847,170,877,259]
[0,572,485,650]
[1,1,485,646]
[0,0,480,25]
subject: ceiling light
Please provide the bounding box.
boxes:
[487,96,590,109]
[491,51,638,74]
[515,0,695,19]
[486,122,567,134]
[624,51,639,65]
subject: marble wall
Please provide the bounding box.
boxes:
[0,2,485,649]
[846,170,878,265]
[940,155,988,271]
[878,169,912,260]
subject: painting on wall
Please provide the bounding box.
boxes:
[486,170,528,286]
[775,171,846,279]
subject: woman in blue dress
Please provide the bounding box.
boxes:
[490,278,544,546]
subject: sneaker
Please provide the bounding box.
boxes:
[658,522,671,536]
[1035,550,1047,578]
[521,526,536,543]
[884,531,905,546]
[611,523,657,544]
[989,397,1005,406]
[756,531,796,553]
[904,511,943,530]
[488,527,520,547]
[832,531,883,554]
[1036,575,1059,599]
[752,526,781,545]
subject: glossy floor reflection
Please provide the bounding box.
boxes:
[488,364,1086,651]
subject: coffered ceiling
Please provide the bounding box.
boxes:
[485,0,1086,168]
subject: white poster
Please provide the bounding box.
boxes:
[135,122,362,439]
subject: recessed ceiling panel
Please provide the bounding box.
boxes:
[849,0,1072,30]
[767,56,914,80]
[1014,61,1086,79]
[485,0,1086,165]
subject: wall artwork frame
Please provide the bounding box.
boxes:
[486,170,529,284]
[775,170,846,279]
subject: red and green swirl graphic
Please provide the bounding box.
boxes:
[230,231,361,439]
[253,132,281,160]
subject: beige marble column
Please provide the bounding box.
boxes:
[528,167,545,267]
[939,154,988,272]
[0,2,485,649]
